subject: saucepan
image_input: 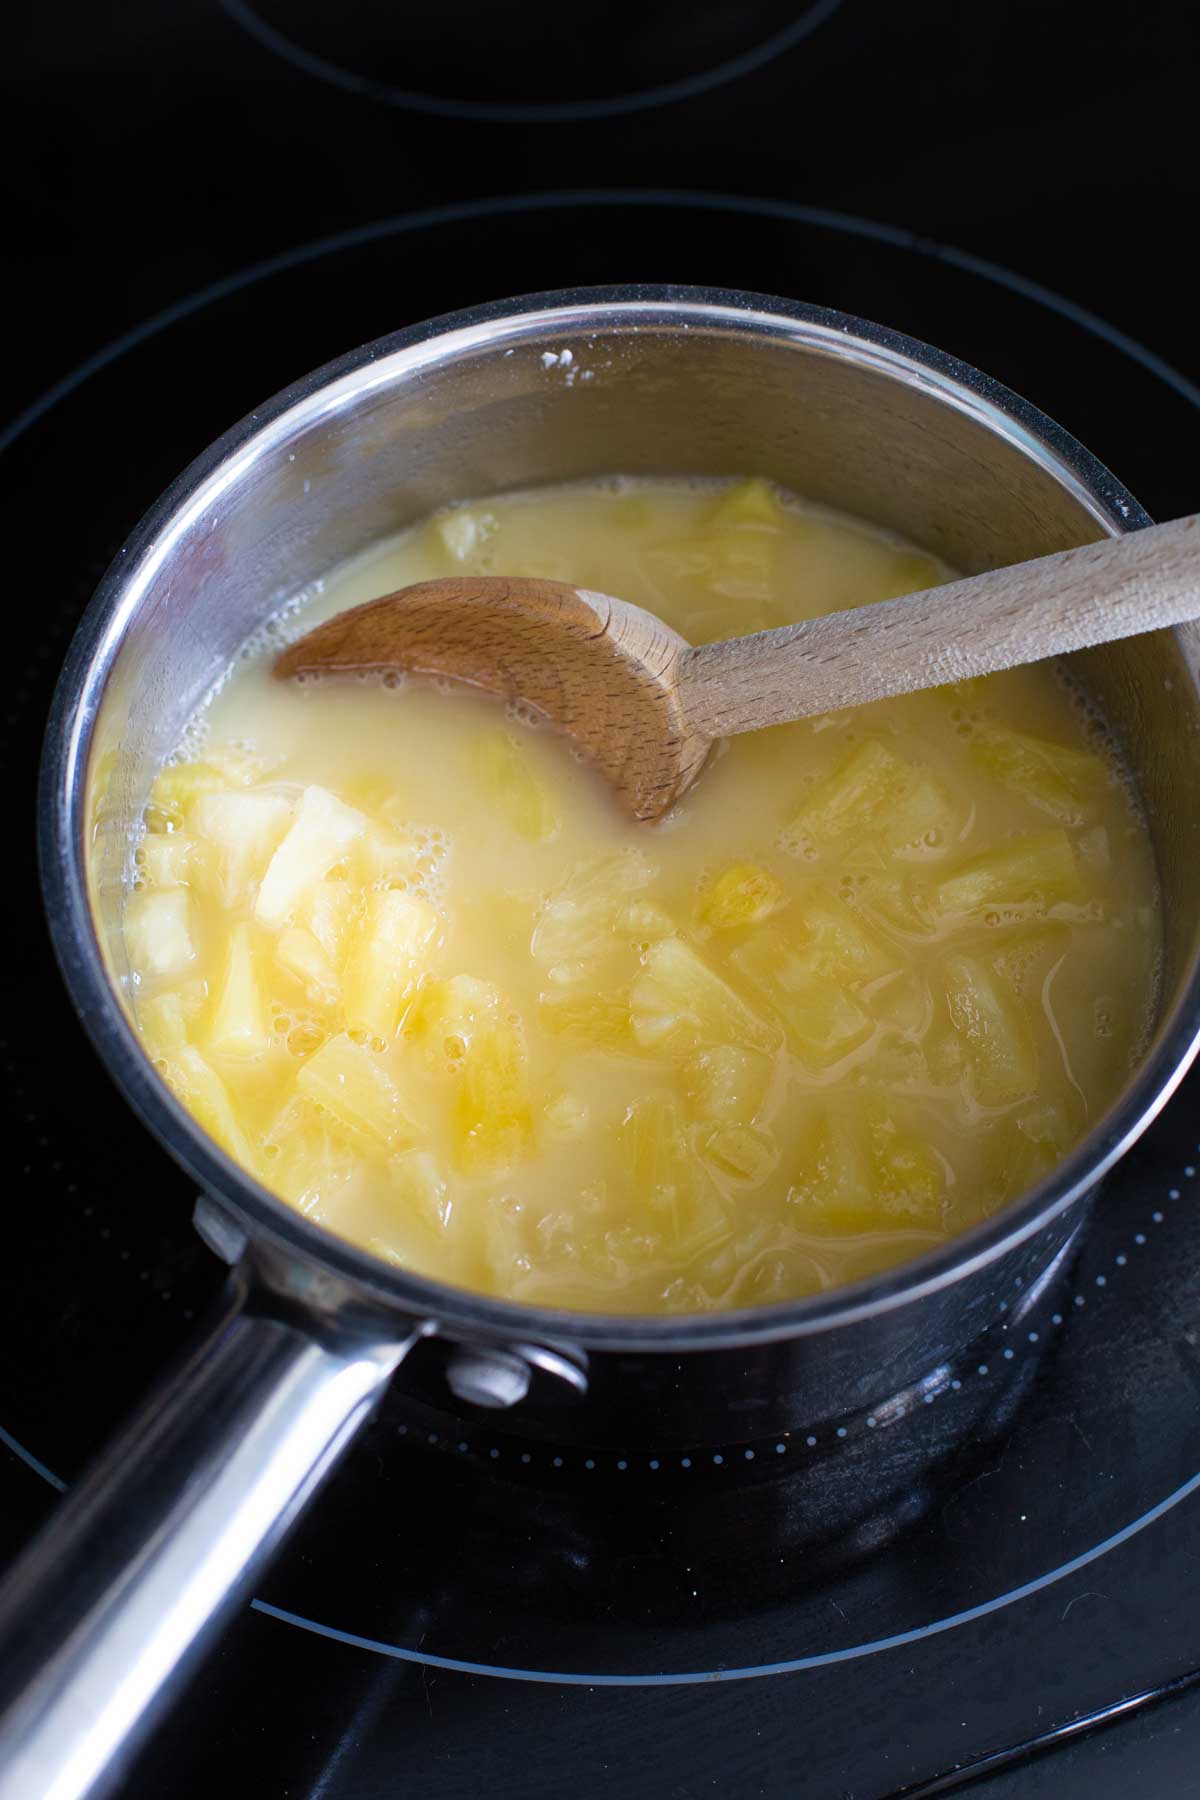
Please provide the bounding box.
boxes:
[2,288,1199,1800]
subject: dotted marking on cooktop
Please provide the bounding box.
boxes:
[3,1157,1198,1687]
[221,0,847,125]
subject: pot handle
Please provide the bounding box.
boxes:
[0,1265,417,1800]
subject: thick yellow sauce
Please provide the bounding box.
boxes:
[124,478,1161,1311]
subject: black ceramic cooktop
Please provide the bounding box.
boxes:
[5,4,1200,1795]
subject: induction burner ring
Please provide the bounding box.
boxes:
[6,189,1199,468]
[4,184,1200,1707]
[220,0,847,124]
[5,1152,1197,1683]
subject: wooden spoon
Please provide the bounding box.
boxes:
[274,512,1200,822]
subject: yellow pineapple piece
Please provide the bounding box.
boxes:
[434,505,497,563]
[617,898,676,944]
[256,786,368,928]
[791,884,896,982]
[620,1096,730,1258]
[144,760,231,834]
[878,772,958,855]
[543,1092,590,1138]
[730,928,873,1067]
[786,738,911,848]
[942,953,1038,1107]
[137,832,200,890]
[997,1100,1078,1198]
[684,1043,772,1124]
[532,851,654,983]
[410,974,500,1063]
[931,830,1080,917]
[540,994,639,1055]
[343,890,442,1044]
[139,991,189,1062]
[698,862,784,931]
[275,926,340,1005]
[865,1103,946,1225]
[125,888,196,978]
[702,1124,777,1186]
[192,788,295,910]
[877,550,945,599]
[163,1045,257,1170]
[710,477,786,528]
[297,1032,415,1150]
[304,880,360,963]
[970,724,1108,824]
[389,1148,451,1233]
[354,820,422,889]
[260,1095,364,1217]
[455,1015,534,1175]
[206,923,272,1059]
[786,1111,878,1232]
[472,730,560,842]
[630,936,777,1057]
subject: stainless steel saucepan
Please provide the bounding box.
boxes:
[2,288,1198,1800]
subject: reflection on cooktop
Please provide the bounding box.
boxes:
[221,0,846,120]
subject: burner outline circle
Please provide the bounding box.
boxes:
[219,0,847,125]
[2,193,1197,1687]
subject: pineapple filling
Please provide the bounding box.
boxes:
[121,478,1161,1313]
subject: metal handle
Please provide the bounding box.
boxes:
[0,1269,416,1800]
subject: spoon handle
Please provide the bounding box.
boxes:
[677,512,1200,736]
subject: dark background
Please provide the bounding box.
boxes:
[4,4,1200,1797]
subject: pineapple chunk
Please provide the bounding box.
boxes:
[455,1016,534,1175]
[137,832,198,890]
[543,1092,590,1137]
[435,506,496,563]
[207,923,272,1059]
[125,889,195,978]
[410,974,500,1061]
[305,880,360,963]
[192,789,295,910]
[730,928,873,1067]
[163,1045,256,1169]
[791,884,896,981]
[297,1032,415,1149]
[389,1148,451,1233]
[684,1043,772,1124]
[866,1104,946,1224]
[617,898,676,944]
[533,851,654,982]
[343,891,442,1043]
[942,954,1038,1107]
[260,1095,363,1217]
[144,760,231,833]
[931,830,1080,917]
[256,787,367,928]
[540,994,639,1055]
[786,738,911,848]
[970,725,1107,824]
[698,862,784,931]
[786,1111,878,1232]
[620,1096,730,1258]
[472,731,559,842]
[710,477,786,528]
[138,991,189,1061]
[354,821,422,889]
[275,926,340,1004]
[630,937,777,1057]
[877,550,944,600]
[878,773,958,854]
[702,1124,777,1186]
